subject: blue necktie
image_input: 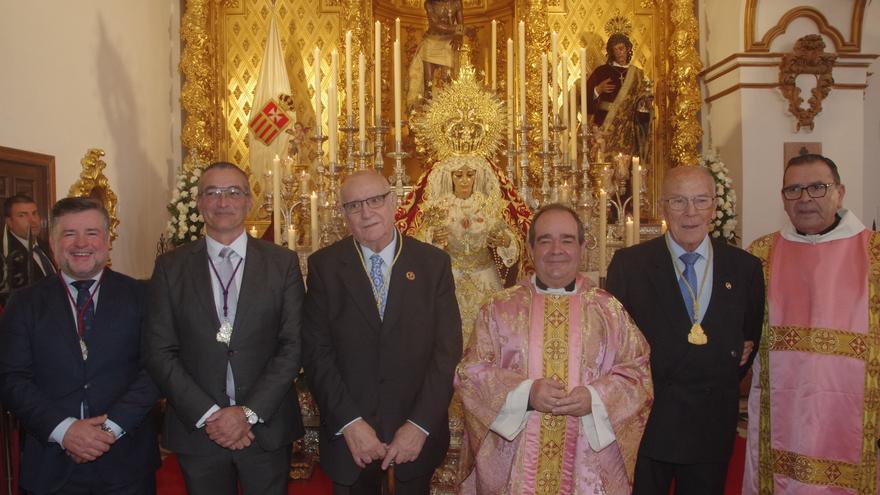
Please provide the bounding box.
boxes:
[72,279,96,337]
[678,252,700,319]
[369,254,386,318]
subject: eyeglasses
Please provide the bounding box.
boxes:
[781,183,836,200]
[199,186,249,200]
[341,191,391,214]
[663,195,715,212]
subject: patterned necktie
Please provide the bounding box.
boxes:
[72,279,96,337]
[217,247,239,323]
[678,252,700,320]
[369,254,386,318]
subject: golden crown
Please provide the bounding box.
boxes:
[604,16,633,37]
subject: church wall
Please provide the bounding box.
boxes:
[862,5,880,228]
[0,1,182,278]
[700,0,878,245]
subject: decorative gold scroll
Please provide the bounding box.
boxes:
[779,34,836,132]
[68,148,120,243]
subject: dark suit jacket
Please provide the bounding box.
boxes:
[0,269,160,494]
[1,232,55,305]
[303,235,462,484]
[606,236,764,463]
[143,236,304,455]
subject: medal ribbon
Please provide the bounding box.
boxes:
[208,253,244,320]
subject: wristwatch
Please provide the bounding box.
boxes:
[241,405,258,425]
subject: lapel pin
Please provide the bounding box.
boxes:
[406,271,416,281]
[725,281,733,289]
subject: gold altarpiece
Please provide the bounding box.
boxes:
[179,0,702,222]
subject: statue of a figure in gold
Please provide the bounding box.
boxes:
[407,0,465,105]
[586,18,653,164]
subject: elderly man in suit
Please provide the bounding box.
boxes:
[303,170,462,494]
[143,162,304,495]
[606,166,765,495]
[0,197,159,494]
[1,194,57,304]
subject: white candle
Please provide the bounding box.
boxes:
[661,220,668,234]
[507,38,514,144]
[300,170,309,194]
[358,52,366,143]
[561,53,568,152]
[313,47,322,138]
[249,225,258,238]
[329,50,339,169]
[310,191,320,252]
[550,32,558,118]
[345,31,353,121]
[632,157,640,243]
[491,20,497,91]
[395,17,400,42]
[272,155,282,245]
[374,21,382,125]
[598,189,607,277]
[569,85,577,165]
[625,216,634,247]
[393,39,402,143]
[541,53,549,151]
[518,21,526,127]
[288,226,297,250]
[580,47,587,134]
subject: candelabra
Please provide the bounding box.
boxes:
[340,117,358,175]
[516,122,533,206]
[579,126,593,208]
[370,122,388,172]
[320,165,348,246]
[387,140,410,201]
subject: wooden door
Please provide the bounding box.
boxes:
[0,146,56,235]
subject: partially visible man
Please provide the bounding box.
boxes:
[1,194,57,304]
[456,204,653,494]
[0,197,160,494]
[303,170,462,494]
[606,166,764,495]
[143,162,304,495]
[743,154,879,495]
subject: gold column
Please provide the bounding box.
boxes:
[180,0,218,170]
[520,0,550,183]
[669,0,702,167]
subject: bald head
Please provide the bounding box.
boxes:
[340,170,389,204]
[340,170,396,252]
[660,165,717,252]
[661,166,715,198]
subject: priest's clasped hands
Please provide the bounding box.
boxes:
[342,418,427,469]
[529,378,593,416]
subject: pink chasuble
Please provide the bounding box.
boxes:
[745,230,880,495]
[455,275,652,495]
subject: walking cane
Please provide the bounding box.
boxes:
[384,464,396,495]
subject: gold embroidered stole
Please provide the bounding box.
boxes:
[751,232,880,494]
[534,295,570,495]
[601,65,644,153]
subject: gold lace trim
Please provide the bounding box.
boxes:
[768,325,870,360]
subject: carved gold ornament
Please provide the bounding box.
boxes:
[605,16,633,37]
[779,34,837,132]
[411,47,505,162]
[68,148,120,242]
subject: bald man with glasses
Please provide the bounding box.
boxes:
[742,154,880,494]
[303,170,461,494]
[606,166,765,495]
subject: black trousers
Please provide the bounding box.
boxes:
[632,454,729,495]
[177,443,291,495]
[28,465,155,495]
[332,463,432,495]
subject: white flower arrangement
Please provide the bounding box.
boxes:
[165,166,204,247]
[702,149,738,244]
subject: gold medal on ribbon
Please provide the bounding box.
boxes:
[80,340,89,360]
[216,320,233,344]
[687,323,708,345]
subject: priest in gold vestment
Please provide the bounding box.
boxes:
[456,205,653,494]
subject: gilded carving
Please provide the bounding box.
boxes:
[668,0,702,167]
[68,149,120,242]
[779,34,836,132]
[180,0,218,169]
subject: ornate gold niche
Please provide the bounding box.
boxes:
[179,0,703,220]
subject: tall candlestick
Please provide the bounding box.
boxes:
[313,47,322,138]
[550,32,558,118]
[625,216,634,247]
[580,47,587,132]
[393,40,402,142]
[518,21,527,126]
[561,53,569,154]
[632,156,641,242]
[310,191,320,252]
[395,17,400,42]
[288,226,297,250]
[507,38,514,143]
[491,20,497,91]
[599,188,607,277]
[374,21,382,125]
[272,155,282,245]
[345,31,353,120]
[541,53,549,151]
[358,52,366,143]
[329,50,339,168]
[569,85,577,161]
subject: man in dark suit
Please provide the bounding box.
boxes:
[143,162,304,495]
[1,194,57,305]
[303,170,462,494]
[0,197,160,494]
[606,166,765,495]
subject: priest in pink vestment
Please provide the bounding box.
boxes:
[456,204,653,495]
[744,154,880,495]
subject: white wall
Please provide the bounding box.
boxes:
[0,0,182,278]
[863,1,880,228]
